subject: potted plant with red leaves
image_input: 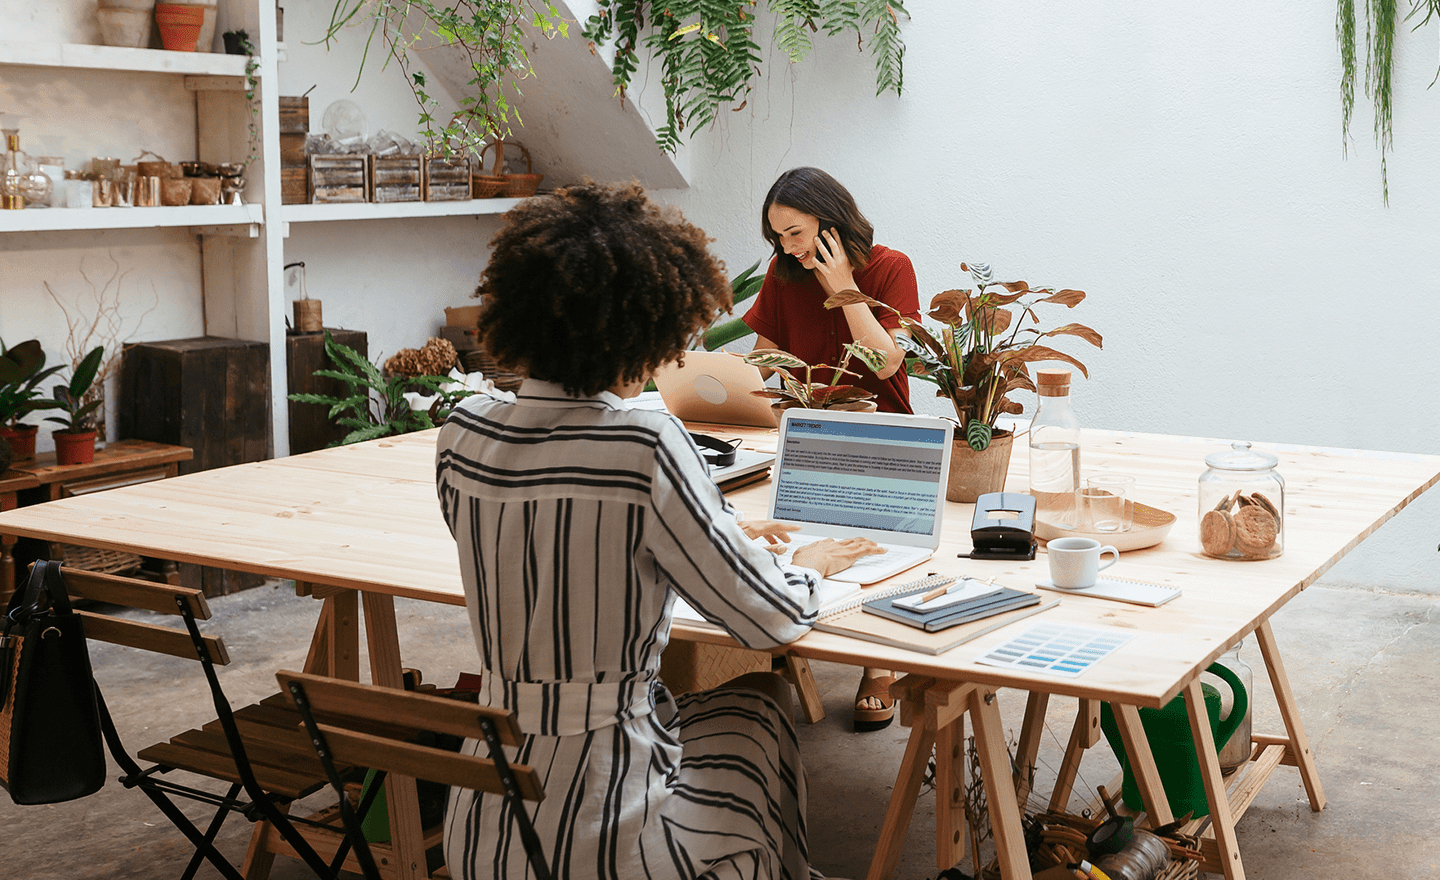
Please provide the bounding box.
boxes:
[825,261,1101,501]
[741,343,887,425]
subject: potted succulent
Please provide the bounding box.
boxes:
[45,345,105,465]
[0,338,65,459]
[825,261,1101,501]
[741,343,887,424]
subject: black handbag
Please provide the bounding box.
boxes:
[0,560,107,805]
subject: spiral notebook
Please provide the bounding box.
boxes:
[1035,575,1181,607]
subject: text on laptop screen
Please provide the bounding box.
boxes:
[774,418,946,535]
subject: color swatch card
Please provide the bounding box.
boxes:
[975,622,1134,678]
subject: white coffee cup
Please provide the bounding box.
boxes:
[1047,536,1119,588]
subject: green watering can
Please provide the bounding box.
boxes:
[1099,662,1247,819]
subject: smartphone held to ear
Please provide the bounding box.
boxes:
[814,222,839,264]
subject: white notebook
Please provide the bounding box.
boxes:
[1035,576,1180,607]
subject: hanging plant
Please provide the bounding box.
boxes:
[324,1,568,157]
[583,1,909,153]
[1337,0,1440,203]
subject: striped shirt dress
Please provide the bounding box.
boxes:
[435,379,828,880]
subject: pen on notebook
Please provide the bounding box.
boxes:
[917,577,962,603]
[918,575,996,604]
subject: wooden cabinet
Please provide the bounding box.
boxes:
[286,328,367,454]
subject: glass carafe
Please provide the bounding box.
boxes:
[1029,368,1080,530]
[1204,639,1255,771]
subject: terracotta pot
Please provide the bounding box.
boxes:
[155,3,205,51]
[946,428,1014,503]
[53,430,98,466]
[0,424,38,459]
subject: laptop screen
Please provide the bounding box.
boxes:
[772,415,948,536]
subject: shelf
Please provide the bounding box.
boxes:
[0,41,254,77]
[281,198,524,224]
[0,203,264,234]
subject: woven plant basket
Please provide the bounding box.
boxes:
[479,140,543,198]
[461,348,523,393]
[472,173,506,198]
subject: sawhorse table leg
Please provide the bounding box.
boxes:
[242,584,431,880]
[866,677,1032,880]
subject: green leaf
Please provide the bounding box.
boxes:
[844,341,889,375]
[68,346,104,399]
[965,419,992,452]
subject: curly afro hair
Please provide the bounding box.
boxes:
[475,181,731,398]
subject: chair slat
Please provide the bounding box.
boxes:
[77,610,231,665]
[136,741,320,800]
[276,671,524,747]
[315,724,545,802]
[62,568,211,619]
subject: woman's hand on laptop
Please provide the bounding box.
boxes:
[792,537,886,577]
[741,519,801,553]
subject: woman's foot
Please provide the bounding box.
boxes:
[853,667,897,731]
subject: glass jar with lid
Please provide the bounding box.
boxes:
[1198,441,1284,560]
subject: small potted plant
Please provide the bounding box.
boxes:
[0,338,65,459]
[289,332,456,446]
[45,345,105,465]
[825,262,1101,501]
[741,343,886,424]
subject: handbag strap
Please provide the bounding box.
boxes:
[3,560,73,630]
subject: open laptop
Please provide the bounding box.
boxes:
[767,408,954,584]
[651,350,776,428]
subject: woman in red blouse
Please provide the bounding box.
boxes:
[742,167,922,730]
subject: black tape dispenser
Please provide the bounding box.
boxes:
[966,492,1038,560]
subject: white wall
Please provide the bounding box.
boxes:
[633,6,1440,593]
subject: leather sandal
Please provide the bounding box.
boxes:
[852,671,898,732]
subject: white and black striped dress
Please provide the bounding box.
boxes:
[436,379,827,880]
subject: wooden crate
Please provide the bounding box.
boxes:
[367,155,422,203]
[309,154,367,203]
[118,337,271,596]
[278,96,309,133]
[424,156,472,201]
[119,337,272,475]
[279,132,307,165]
[287,328,368,454]
[280,165,308,205]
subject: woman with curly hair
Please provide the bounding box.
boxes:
[436,181,878,880]
[743,167,922,733]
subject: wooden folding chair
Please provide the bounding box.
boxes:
[61,564,349,880]
[276,669,552,880]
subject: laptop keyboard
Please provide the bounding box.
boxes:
[771,534,932,581]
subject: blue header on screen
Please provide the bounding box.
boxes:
[784,419,945,445]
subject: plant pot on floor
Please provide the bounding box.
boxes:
[946,428,1014,503]
[53,429,98,466]
[0,424,38,459]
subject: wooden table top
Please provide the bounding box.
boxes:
[0,423,1434,707]
[15,439,193,484]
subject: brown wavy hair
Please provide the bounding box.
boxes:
[475,181,731,397]
[761,167,875,283]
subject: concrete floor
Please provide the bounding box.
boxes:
[4,579,1437,879]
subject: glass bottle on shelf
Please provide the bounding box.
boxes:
[1029,368,1081,530]
[1,124,51,210]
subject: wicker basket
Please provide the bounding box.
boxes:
[461,348,524,392]
[472,172,507,198]
[61,544,142,576]
[479,140,543,198]
[979,811,1201,880]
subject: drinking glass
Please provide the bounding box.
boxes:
[1081,474,1134,533]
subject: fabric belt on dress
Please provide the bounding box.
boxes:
[475,669,658,737]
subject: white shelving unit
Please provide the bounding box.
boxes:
[282,198,520,225]
[0,40,252,76]
[0,203,263,234]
